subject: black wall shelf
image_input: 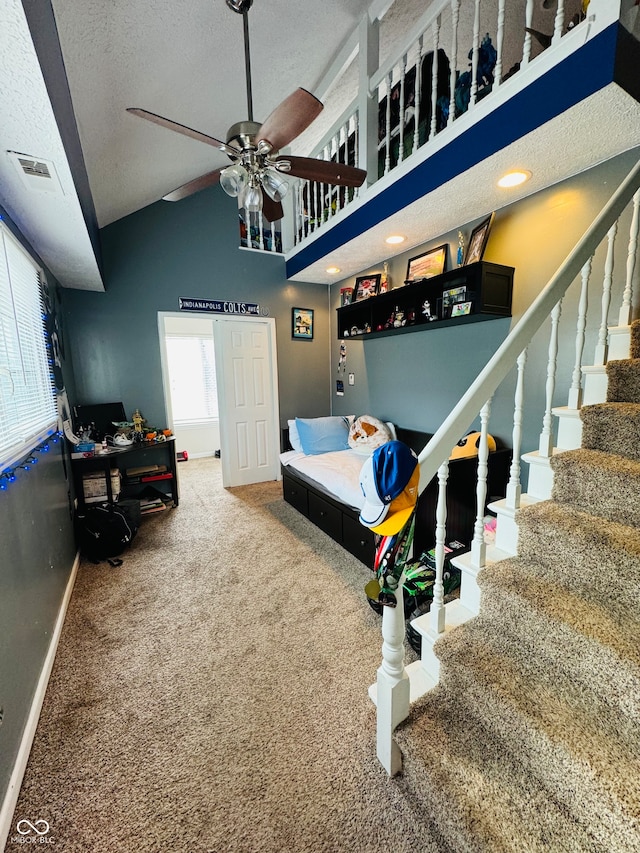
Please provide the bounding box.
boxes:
[337,261,514,340]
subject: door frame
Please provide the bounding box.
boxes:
[158,311,281,484]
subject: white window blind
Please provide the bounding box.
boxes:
[0,223,57,469]
[165,334,218,425]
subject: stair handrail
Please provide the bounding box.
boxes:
[416,157,640,494]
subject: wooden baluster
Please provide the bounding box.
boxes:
[384,70,393,175]
[539,299,563,457]
[470,0,481,108]
[595,224,617,365]
[552,0,565,45]
[619,189,640,328]
[470,399,492,569]
[414,34,424,151]
[430,460,449,635]
[495,0,505,87]
[448,0,460,127]
[506,348,528,511]
[568,257,591,409]
[376,585,410,776]
[429,16,441,141]
[353,112,360,201]
[314,179,320,232]
[398,53,407,162]
[257,211,264,251]
[523,0,534,67]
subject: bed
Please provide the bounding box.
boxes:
[280,420,512,568]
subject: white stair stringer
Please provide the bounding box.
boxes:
[581,364,608,405]
[410,599,477,681]
[488,493,542,554]
[607,323,632,360]
[552,406,583,450]
[450,543,514,614]
[521,448,565,500]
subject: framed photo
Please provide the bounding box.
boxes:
[406,245,448,282]
[354,274,381,302]
[291,307,314,340]
[464,213,494,265]
[442,286,466,308]
[451,301,472,317]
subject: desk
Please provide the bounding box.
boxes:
[71,437,179,511]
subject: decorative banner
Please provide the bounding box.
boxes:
[179,297,261,315]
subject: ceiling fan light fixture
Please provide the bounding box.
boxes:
[261,170,290,203]
[242,183,263,213]
[220,164,249,198]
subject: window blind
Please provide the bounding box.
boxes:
[0,223,57,468]
[165,333,218,425]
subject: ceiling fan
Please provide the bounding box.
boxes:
[127,0,367,223]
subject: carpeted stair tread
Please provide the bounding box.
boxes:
[606,357,640,403]
[432,619,640,851]
[395,688,607,853]
[516,500,640,612]
[475,557,640,722]
[550,447,640,526]
[581,402,640,460]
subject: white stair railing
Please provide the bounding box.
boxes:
[375,156,640,775]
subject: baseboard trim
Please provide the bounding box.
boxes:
[0,550,81,849]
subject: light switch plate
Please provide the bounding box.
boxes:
[348,373,355,385]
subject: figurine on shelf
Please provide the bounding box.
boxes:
[393,307,406,328]
[384,309,396,330]
[407,308,416,325]
[422,299,437,322]
[132,409,146,442]
[379,261,391,294]
[457,231,465,267]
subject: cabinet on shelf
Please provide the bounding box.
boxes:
[337,261,513,340]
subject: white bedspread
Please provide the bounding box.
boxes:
[280,448,369,510]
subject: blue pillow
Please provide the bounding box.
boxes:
[295,416,351,455]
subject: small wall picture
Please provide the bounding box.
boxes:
[406,244,448,282]
[354,274,381,301]
[292,307,314,340]
[451,301,472,317]
[442,286,466,308]
[464,213,494,265]
[340,286,354,306]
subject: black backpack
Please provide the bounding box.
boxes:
[77,501,139,562]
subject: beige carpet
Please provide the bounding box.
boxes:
[394,320,640,853]
[5,458,435,853]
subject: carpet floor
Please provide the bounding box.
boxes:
[5,458,433,853]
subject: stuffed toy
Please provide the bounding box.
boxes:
[348,415,392,453]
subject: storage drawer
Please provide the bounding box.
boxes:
[308,492,342,540]
[283,475,309,516]
[342,514,375,566]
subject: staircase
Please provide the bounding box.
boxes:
[391,325,640,852]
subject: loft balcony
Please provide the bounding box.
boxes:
[242,0,640,285]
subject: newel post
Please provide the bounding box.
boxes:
[376,584,410,776]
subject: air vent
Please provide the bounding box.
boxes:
[7,151,64,195]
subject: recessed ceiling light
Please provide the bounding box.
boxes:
[385,235,406,245]
[326,266,341,274]
[498,170,531,188]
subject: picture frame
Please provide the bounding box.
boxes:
[406,244,448,282]
[291,307,314,340]
[451,301,472,317]
[464,213,494,265]
[354,274,381,302]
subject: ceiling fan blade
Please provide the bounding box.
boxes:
[278,156,367,188]
[162,168,224,202]
[127,108,240,159]
[257,89,323,152]
[261,192,284,223]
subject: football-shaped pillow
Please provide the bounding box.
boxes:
[348,415,392,454]
[449,431,496,460]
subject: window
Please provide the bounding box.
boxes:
[0,223,57,469]
[165,334,218,425]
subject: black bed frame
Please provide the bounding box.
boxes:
[281,426,512,568]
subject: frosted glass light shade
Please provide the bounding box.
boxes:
[242,184,263,212]
[220,164,249,197]
[261,170,290,202]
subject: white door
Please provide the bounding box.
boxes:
[213,316,280,487]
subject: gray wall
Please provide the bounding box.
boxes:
[64,189,330,431]
[330,148,640,459]
[0,209,77,804]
